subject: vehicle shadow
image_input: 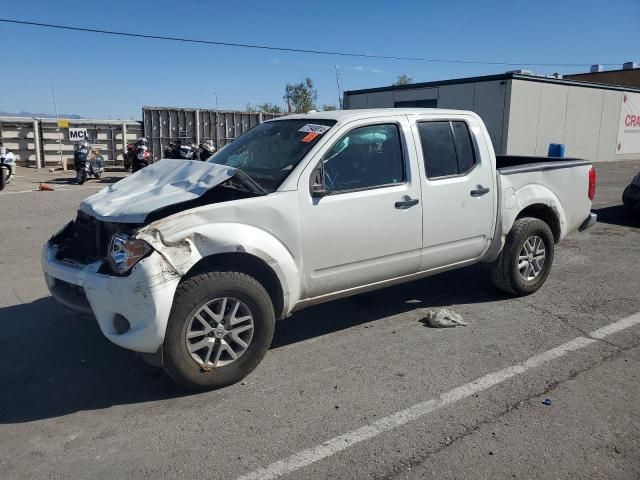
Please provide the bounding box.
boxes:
[0,266,504,424]
[593,204,640,228]
[271,266,506,348]
[0,297,184,424]
[47,176,124,185]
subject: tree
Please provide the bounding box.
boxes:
[322,104,338,111]
[393,74,413,86]
[257,102,283,114]
[284,77,318,113]
[245,102,283,114]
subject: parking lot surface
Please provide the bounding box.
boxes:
[1,161,639,479]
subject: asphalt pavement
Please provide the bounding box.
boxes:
[0,161,639,479]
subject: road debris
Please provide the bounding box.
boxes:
[542,398,552,406]
[421,308,467,328]
[39,182,55,191]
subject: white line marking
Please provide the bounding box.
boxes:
[237,312,640,480]
[0,185,106,194]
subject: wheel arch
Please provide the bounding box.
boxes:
[184,252,285,320]
[504,184,567,242]
[138,222,302,318]
[515,204,561,242]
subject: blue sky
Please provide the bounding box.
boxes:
[1,0,638,119]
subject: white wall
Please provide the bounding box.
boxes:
[507,80,639,162]
[344,80,509,153]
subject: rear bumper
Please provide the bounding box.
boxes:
[42,243,181,353]
[579,212,597,232]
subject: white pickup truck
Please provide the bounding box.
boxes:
[42,109,597,389]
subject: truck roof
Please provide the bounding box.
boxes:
[271,108,474,123]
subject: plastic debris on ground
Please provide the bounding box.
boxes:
[542,398,552,406]
[421,308,467,328]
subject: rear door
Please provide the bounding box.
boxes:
[298,116,423,298]
[411,116,496,270]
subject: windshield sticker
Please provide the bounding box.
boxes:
[301,132,320,143]
[299,124,331,134]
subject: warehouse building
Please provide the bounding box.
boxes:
[343,70,640,162]
[564,62,640,89]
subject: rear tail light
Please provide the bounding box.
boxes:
[588,167,596,201]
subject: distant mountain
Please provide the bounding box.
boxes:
[0,110,84,119]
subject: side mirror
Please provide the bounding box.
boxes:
[309,163,328,197]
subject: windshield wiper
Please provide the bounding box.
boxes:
[228,168,267,195]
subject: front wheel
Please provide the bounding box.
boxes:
[0,168,7,191]
[489,217,555,296]
[163,271,275,390]
[76,169,87,185]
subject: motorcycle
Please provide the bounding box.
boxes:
[74,141,104,185]
[0,146,16,191]
[123,142,135,171]
[73,140,104,185]
[164,140,198,160]
[198,139,216,161]
[132,138,152,173]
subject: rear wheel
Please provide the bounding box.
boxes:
[490,217,554,296]
[163,271,275,390]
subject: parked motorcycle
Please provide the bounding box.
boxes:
[164,140,198,160]
[132,137,152,173]
[0,145,16,191]
[74,141,104,185]
[198,139,216,161]
[124,142,135,171]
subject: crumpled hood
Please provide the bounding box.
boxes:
[80,159,238,223]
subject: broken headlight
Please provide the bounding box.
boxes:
[109,234,152,274]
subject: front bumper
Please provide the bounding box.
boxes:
[42,243,181,353]
[579,212,597,232]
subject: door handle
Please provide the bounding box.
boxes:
[395,198,419,209]
[470,185,490,197]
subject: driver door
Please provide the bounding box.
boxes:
[298,117,423,298]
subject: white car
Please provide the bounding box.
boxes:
[42,109,597,390]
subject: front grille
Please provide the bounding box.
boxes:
[51,211,134,265]
[50,278,92,314]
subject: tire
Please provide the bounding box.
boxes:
[0,168,6,191]
[163,271,275,390]
[489,217,555,296]
[76,169,86,185]
[94,171,102,179]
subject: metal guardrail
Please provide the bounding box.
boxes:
[0,116,142,168]
[1,108,284,168]
[143,107,283,160]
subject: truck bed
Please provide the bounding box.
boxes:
[495,155,593,243]
[496,155,590,175]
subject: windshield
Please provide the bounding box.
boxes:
[208,119,336,192]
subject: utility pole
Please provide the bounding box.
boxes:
[51,84,63,167]
[334,65,343,109]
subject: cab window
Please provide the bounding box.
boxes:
[417,121,476,179]
[321,124,404,193]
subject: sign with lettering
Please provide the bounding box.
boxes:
[68,128,88,142]
[617,92,640,154]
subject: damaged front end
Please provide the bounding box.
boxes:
[50,211,145,275]
[42,160,270,354]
